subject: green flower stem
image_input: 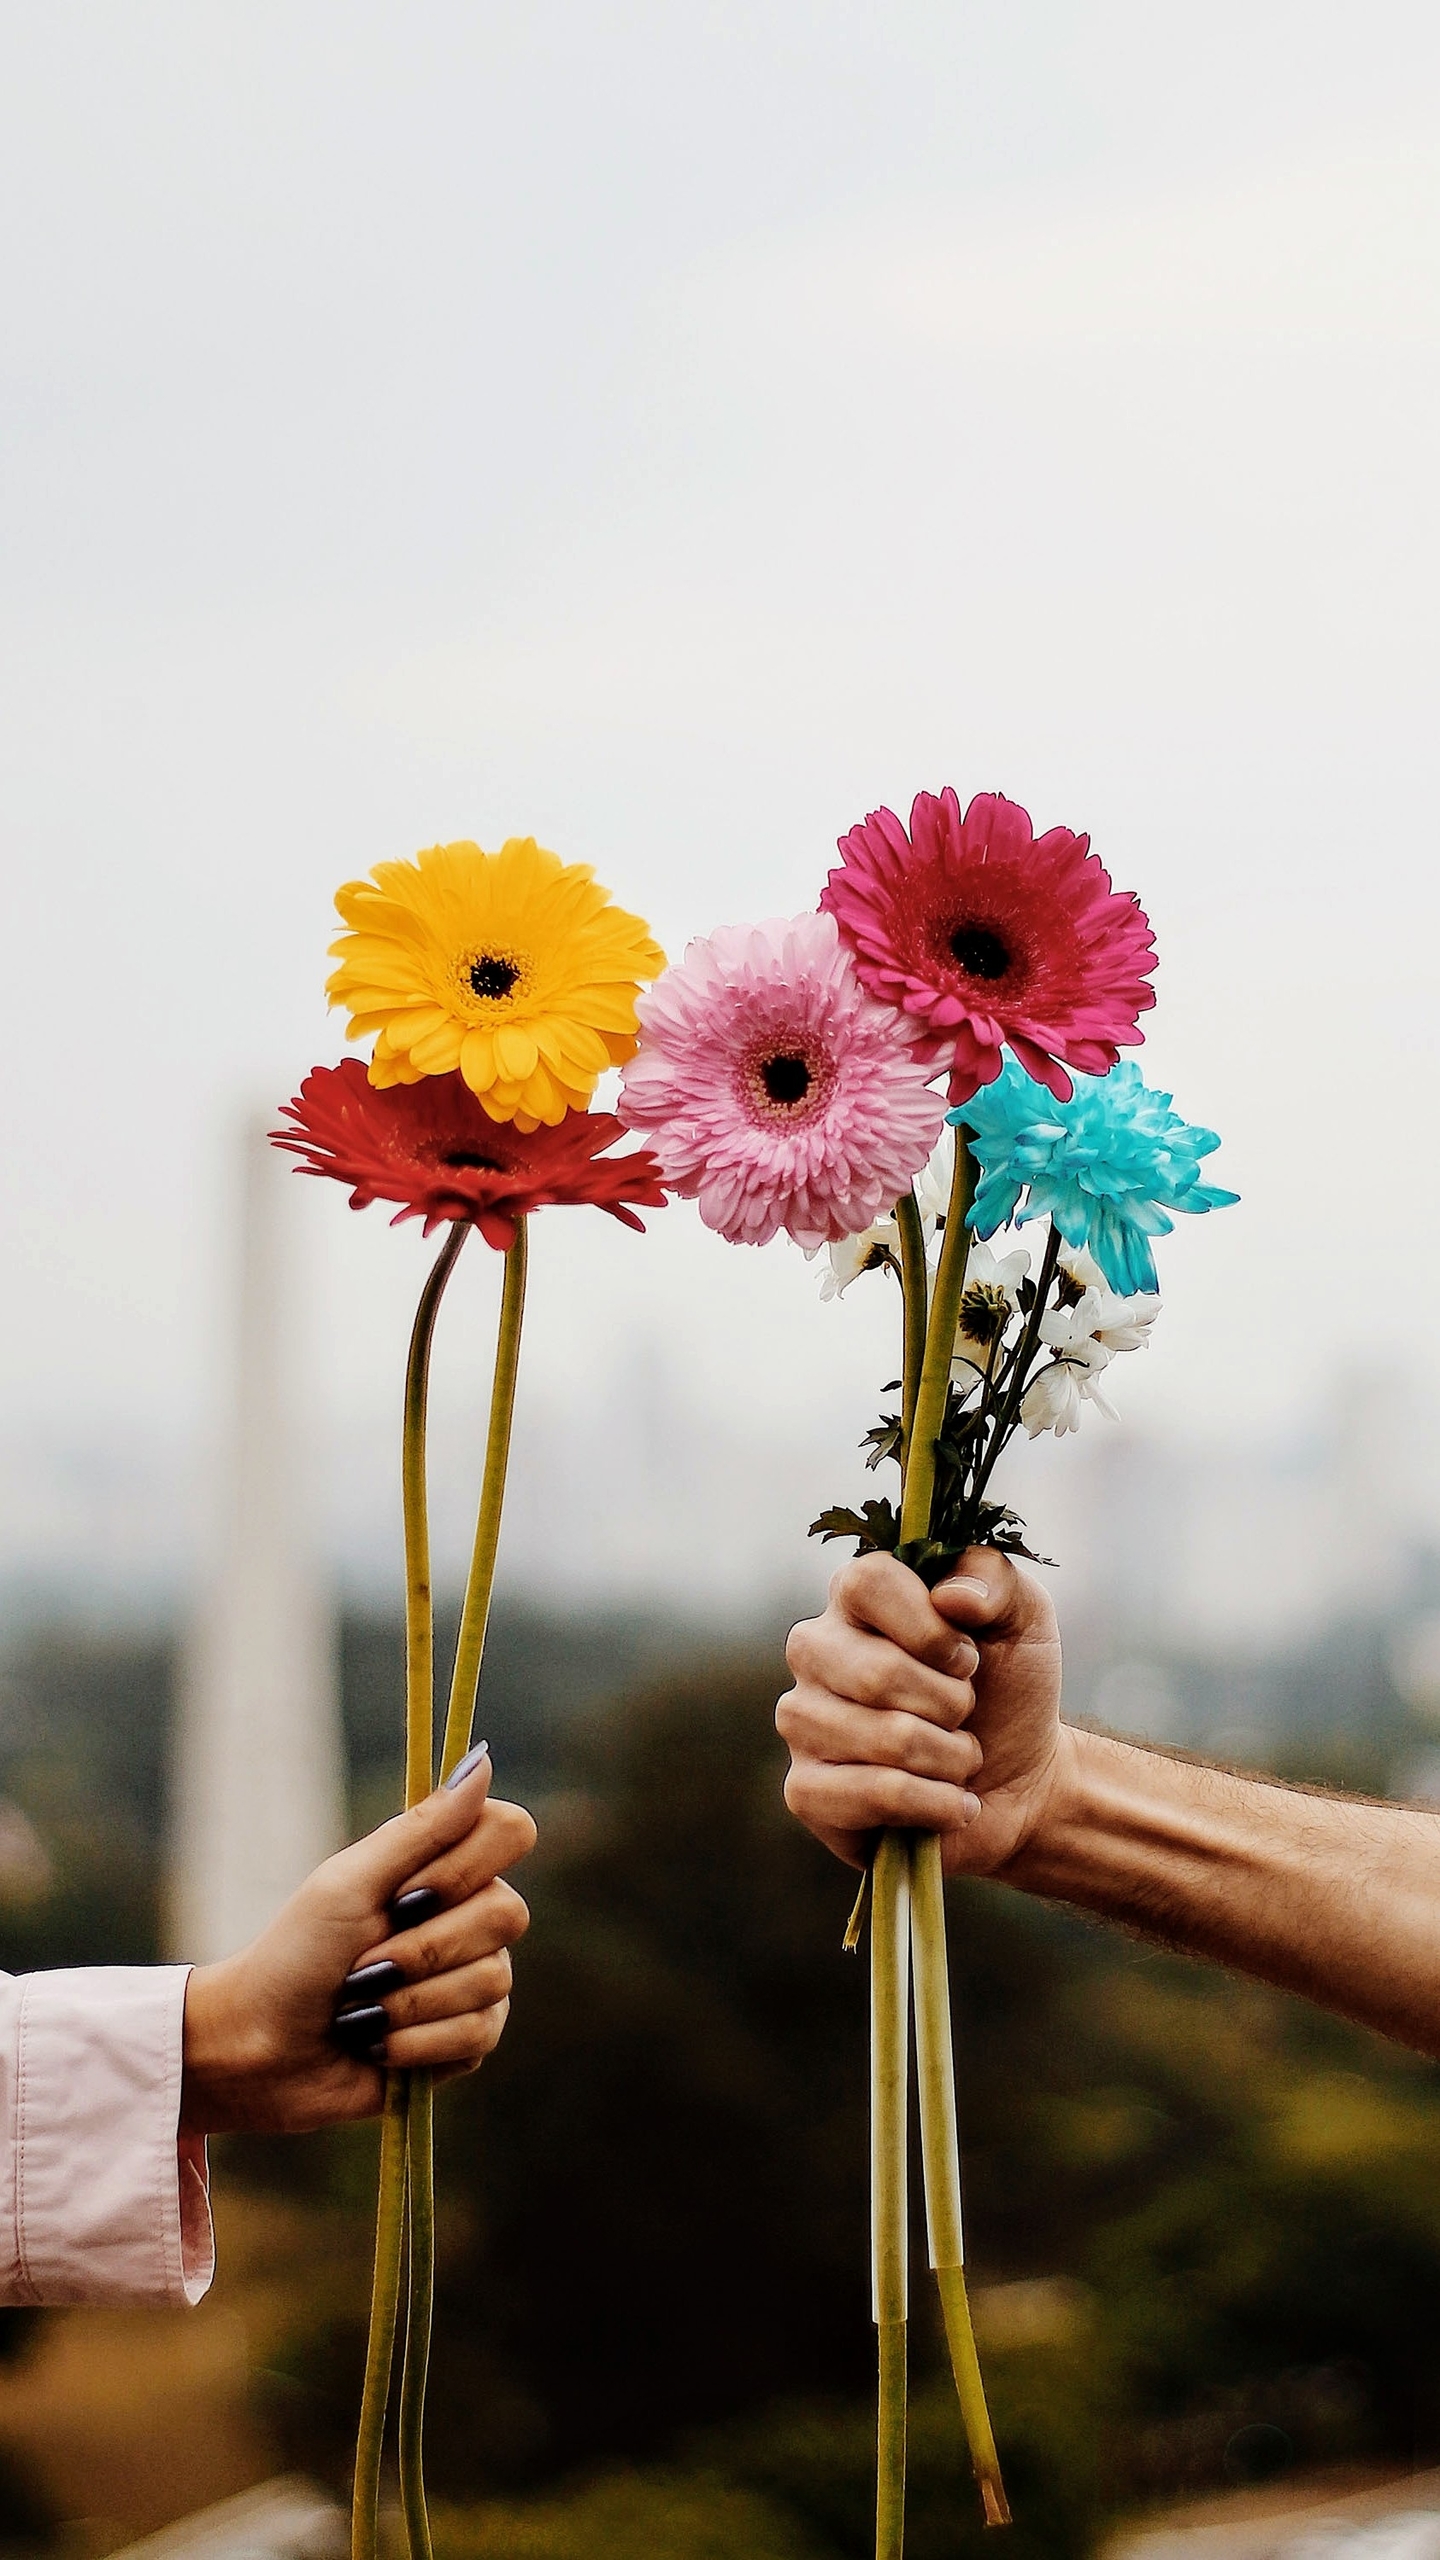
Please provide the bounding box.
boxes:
[894,1129,1008,2526]
[351,2073,409,2560]
[871,1829,911,2560]
[895,1188,929,1464]
[898,1134,976,1548]
[935,2270,1010,2528]
[352,1225,468,2560]
[404,1223,468,1806]
[398,2074,436,2560]
[910,1833,1010,2526]
[393,1219,528,2560]
[839,1187,931,1956]
[439,1220,529,1780]
[966,1221,1062,1525]
[877,2320,907,2560]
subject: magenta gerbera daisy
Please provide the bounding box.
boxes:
[820,787,1157,1105]
[615,911,947,1248]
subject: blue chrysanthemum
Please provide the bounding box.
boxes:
[950,1057,1237,1295]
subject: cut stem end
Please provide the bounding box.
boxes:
[981,2477,1013,2529]
[843,1863,872,1952]
[934,2263,1010,2527]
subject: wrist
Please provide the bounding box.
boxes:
[181,1958,278,2136]
[997,1723,1100,1895]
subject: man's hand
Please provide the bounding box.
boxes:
[181,1757,536,2134]
[778,1548,1065,1878]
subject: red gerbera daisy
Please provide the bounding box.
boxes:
[272,1058,668,1249]
[819,787,1157,1104]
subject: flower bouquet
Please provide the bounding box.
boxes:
[272,834,669,2560]
[618,787,1235,2555]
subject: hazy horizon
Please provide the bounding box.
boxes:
[4,3,1438,1636]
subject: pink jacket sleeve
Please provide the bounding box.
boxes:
[0,1965,214,2307]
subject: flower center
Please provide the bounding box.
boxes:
[761,1054,812,1106]
[958,1281,1011,1348]
[949,924,1010,981]
[469,954,520,1001]
[442,1148,508,1173]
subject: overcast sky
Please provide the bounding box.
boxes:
[3,2,1440,1603]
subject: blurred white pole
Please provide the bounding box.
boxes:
[168,1120,345,1961]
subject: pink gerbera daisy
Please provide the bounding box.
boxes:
[820,787,1157,1105]
[616,911,947,1248]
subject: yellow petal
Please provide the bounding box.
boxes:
[460,1028,495,1091]
[408,1022,465,1073]
[493,1025,538,1081]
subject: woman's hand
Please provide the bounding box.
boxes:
[777,1548,1066,1878]
[180,1754,536,2134]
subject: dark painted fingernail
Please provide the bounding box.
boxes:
[332,2004,388,2056]
[340,1958,405,2001]
[389,1885,443,1931]
[443,1741,490,1791]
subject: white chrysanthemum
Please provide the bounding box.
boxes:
[1023,1276,1160,1436]
[1021,1339,1118,1437]
[813,1128,958,1301]
[1041,1284,1160,1360]
[952,1239,1031,1381]
[815,1219,901,1300]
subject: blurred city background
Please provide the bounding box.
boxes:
[6,2,1440,2555]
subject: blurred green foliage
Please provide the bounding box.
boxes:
[5,1607,1440,2554]
[261,1651,1440,2554]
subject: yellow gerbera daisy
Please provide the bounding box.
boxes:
[327,838,666,1131]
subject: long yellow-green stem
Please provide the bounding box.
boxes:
[439,1221,528,1779]
[841,1185,932,1961]
[351,1226,468,2560]
[898,1133,975,1548]
[896,1130,1007,2524]
[871,1829,911,2560]
[877,2320,907,2560]
[404,1224,468,1805]
[398,2075,436,2560]
[351,2074,408,2560]
[911,1833,1010,2525]
[398,1220,526,2560]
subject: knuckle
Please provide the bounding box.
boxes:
[934,1678,975,1733]
[874,1712,920,1770]
[785,1619,820,1679]
[776,1686,827,1749]
[488,1801,538,1862]
[782,1765,817,1818]
[471,1998,509,2058]
[851,1652,894,1708]
[493,1882,530,1944]
[833,1553,883,1614]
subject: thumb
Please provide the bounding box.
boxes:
[345,1752,493,1907]
[930,1548,1027,1635]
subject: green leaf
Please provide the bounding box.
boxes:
[808,1499,901,1555]
[809,1507,868,1545]
[862,1416,904,1472]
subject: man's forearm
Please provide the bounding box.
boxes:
[1007,1728,1440,2055]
